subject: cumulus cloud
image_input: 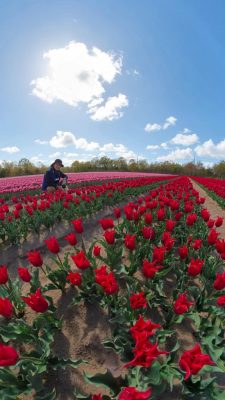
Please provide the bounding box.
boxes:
[0,146,20,153]
[48,152,61,158]
[50,131,100,151]
[163,116,177,130]
[160,142,169,149]
[183,128,192,134]
[145,116,177,132]
[146,145,160,150]
[146,142,170,151]
[31,41,127,120]
[171,133,199,146]
[48,131,138,160]
[195,139,225,158]
[49,132,75,148]
[35,139,48,145]
[201,161,214,168]
[63,152,79,158]
[88,93,128,121]
[100,143,136,159]
[145,123,161,132]
[156,148,193,162]
[30,156,45,163]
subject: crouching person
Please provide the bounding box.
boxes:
[42,159,68,192]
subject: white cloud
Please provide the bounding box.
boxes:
[201,161,214,168]
[48,152,61,158]
[31,41,124,119]
[122,151,137,160]
[146,142,170,150]
[50,131,100,151]
[88,93,128,121]
[30,156,45,163]
[163,116,177,129]
[88,98,104,108]
[146,145,160,150]
[160,142,169,149]
[75,138,100,151]
[134,69,139,75]
[195,139,225,158]
[183,128,192,134]
[49,131,75,148]
[35,139,48,145]
[48,131,139,161]
[126,69,140,76]
[145,123,161,132]
[63,152,79,158]
[0,146,20,153]
[145,116,177,132]
[171,133,199,146]
[99,143,136,159]
[61,152,79,166]
[156,148,193,162]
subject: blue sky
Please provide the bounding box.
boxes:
[1,0,225,167]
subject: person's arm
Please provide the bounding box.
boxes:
[60,171,68,179]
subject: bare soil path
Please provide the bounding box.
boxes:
[190,178,225,239]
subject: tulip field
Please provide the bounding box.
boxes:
[0,173,225,399]
[0,172,169,195]
[192,176,225,210]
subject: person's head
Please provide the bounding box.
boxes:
[51,159,64,170]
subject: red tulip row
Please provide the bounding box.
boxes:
[0,176,225,399]
[192,176,225,202]
[0,175,175,244]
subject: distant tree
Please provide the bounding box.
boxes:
[138,159,148,171]
[0,156,219,178]
[18,158,33,175]
[71,160,82,172]
[128,159,138,171]
[98,156,113,170]
[0,161,15,177]
[213,161,225,178]
[115,157,128,171]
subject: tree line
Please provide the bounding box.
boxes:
[0,157,225,179]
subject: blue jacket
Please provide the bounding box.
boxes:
[42,167,68,191]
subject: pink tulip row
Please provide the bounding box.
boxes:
[0,172,170,194]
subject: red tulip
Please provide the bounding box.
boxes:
[0,343,19,366]
[45,236,60,254]
[22,288,48,313]
[130,292,147,310]
[118,387,152,400]
[0,265,8,284]
[0,298,13,318]
[188,258,204,276]
[27,250,43,267]
[71,251,90,270]
[64,233,77,246]
[71,218,83,233]
[104,230,115,245]
[179,344,214,380]
[66,271,82,286]
[18,267,31,282]
[93,245,101,257]
[173,293,194,315]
